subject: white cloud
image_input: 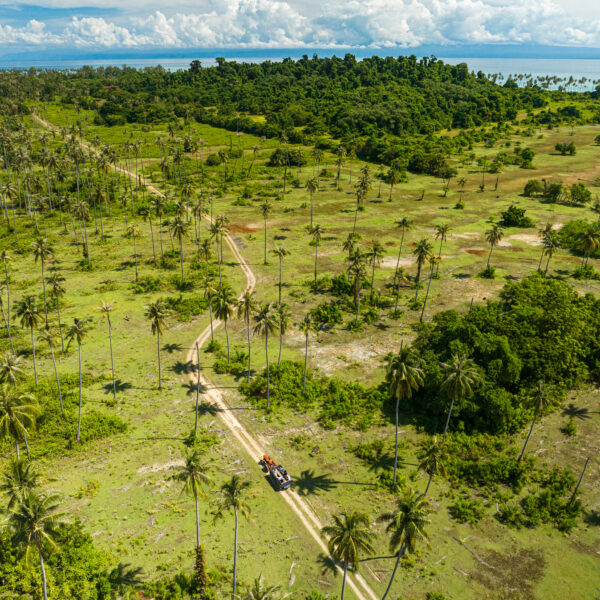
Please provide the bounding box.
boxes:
[2,0,600,49]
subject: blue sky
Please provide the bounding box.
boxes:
[1,0,600,57]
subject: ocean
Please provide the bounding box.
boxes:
[1,55,599,89]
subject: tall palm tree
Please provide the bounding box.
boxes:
[392,218,411,309]
[272,246,289,304]
[412,239,433,300]
[0,284,15,355]
[213,475,252,600]
[386,347,424,485]
[378,488,431,600]
[518,381,552,462]
[170,215,189,281]
[0,457,40,510]
[0,250,12,328]
[0,385,38,458]
[367,241,384,300]
[236,291,258,382]
[420,255,440,322]
[242,575,290,600]
[306,177,318,228]
[299,313,313,397]
[440,354,481,441]
[213,284,236,364]
[15,295,42,385]
[275,303,291,367]
[416,436,445,496]
[321,511,375,600]
[253,304,278,409]
[66,317,92,443]
[485,224,504,268]
[579,228,600,267]
[96,301,118,402]
[0,350,23,389]
[126,224,141,283]
[31,238,54,327]
[342,232,361,259]
[310,224,324,282]
[542,230,560,276]
[145,300,169,391]
[46,271,65,352]
[434,224,450,276]
[172,449,212,548]
[347,249,367,325]
[387,168,400,201]
[38,330,63,413]
[7,490,62,600]
[260,200,272,265]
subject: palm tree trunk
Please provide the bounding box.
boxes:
[370,261,376,299]
[340,560,348,600]
[314,242,319,282]
[132,230,139,282]
[15,439,20,459]
[179,236,185,282]
[148,218,157,266]
[393,396,400,485]
[30,326,38,385]
[537,247,545,271]
[50,344,63,413]
[414,264,422,300]
[41,259,48,327]
[55,294,64,352]
[224,319,230,364]
[4,263,10,327]
[381,546,406,600]
[420,263,434,322]
[487,245,494,268]
[195,343,201,434]
[246,315,252,382]
[310,191,314,228]
[0,301,15,356]
[569,456,590,507]
[108,320,117,402]
[441,397,456,442]
[76,342,82,443]
[38,546,49,600]
[195,495,200,548]
[233,507,239,600]
[157,331,162,391]
[302,332,309,396]
[278,257,283,305]
[265,330,270,410]
[425,471,434,496]
[263,218,267,265]
[545,252,552,276]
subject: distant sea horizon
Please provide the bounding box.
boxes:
[1,48,599,89]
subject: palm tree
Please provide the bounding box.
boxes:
[7,490,62,600]
[485,224,504,268]
[417,436,445,496]
[0,250,12,328]
[213,475,252,600]
[306,177,318,228]
[31,238,54,326]
[412,239,433,300]
[0,284,14,355]
[96,301,118,402]
[275,303,291,367]
[0,385,38,458]
[172,449,212,547]
[378,488,431,600]
[0,457,40,510]
[260,201,272,265]
[237,291,258,382]
[386,347,424,485]
[367,241,384,299]
[321,511,375,600]
[434,224,450,276]
[38,330,63,413]
[46,271,65,351]
[440,354,481,441]
[580,228,600,267]
[126,224,141,282]
[310,224,324,282]
[242,575,289,600]
[347,249,367,324]
[299,313,313,396]
[145,300,169,391]
[213,284,236,364]
[272,246,289,304]
[542,230,560,276]
[420,255,440,322]
[253,304,278,409]
[342,232,361,259]
[393,218,411,309]
[518,381,552,462]
[15,296,42,385]
[66,317,91,443]
[170,215,189,281]
[387,168,400,201]
[0,350,22,388]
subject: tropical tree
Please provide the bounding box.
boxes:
[321,511,375,600]
[7,490,62,600]
[0,250,12,327]
[38,330,63,413]
[126,224,141,282]
[387,168,400,201]
[306,177,318,228]
[275,303,291,367]
[310,224,324,282]
[66,317,91,443]
[31,238,54,326]
[260,200,272,265]
[0,385,38,458]
[386,347,424,485]
[367,240,384,299]
[518,381,553,462]
[170,215,189,281]
[440,354,481,441]
[15,295,42,385]
[0,457,40,510]
[416,436,446,496]
[0,351,23,388]
[253,304,278,409]
[213,284,236,364]
[485,223,504,268]
[241,575,289,600]
[236,290,258,382]
[434,224,450,276]
[542,229,560,276]
[412,239,433,300]
[145,300,169,391]
[378,488,431,600]
[0,284,14,355]
[347,249,367,324]
[96,301,118,402]
[393,218,411,307]
[172,449,212,547]
[419,255,440,322]
[298,313,314,396]
[342,232,361,259]
[272,246,289,304]
[46,271,66,351]
[579,228,600,267]
[213,475,252,600]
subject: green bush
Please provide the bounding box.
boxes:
[310,300,343,327]
[499,204,534,228]
[560,419,577,437]
[478,265,496,278]
[161,294,208,321]
[130,275,163,294]
[449,496,486,525]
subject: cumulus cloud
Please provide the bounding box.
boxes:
[2,0,600,49]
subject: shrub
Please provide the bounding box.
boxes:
[572,265,600,280]
[560,419,577,437]
[523,179,543,197]
[555,141,576,155]
[499,204,534,228]
[205,153,222,166]
[161,294,208,321]
[478,265,496,278]
[130,275,163,294]
[449,497,486,525]
[310,300,343,327]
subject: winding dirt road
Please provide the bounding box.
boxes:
[33,113,380,600]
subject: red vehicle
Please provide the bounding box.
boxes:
[261,454,292,490]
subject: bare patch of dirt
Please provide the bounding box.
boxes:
[465,248,486,256]
[453,231,480,239]
[504,233,540,245]
[137,459,184,474]
[470,546,546,600]
[229,223,259,233]
[381,256,413,269]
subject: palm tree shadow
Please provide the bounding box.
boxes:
[562,403,591,420]
[317,553,338,578]
[103,379,132,394]
[108,563,144,588]
[163,343,184,354]
[170,360,194,375]
[583,509,600,526]
[181,380,209,395]
[293,470,339,496]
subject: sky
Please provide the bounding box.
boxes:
[1,0,600,58]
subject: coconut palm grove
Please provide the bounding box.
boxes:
[0,56,598,600]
